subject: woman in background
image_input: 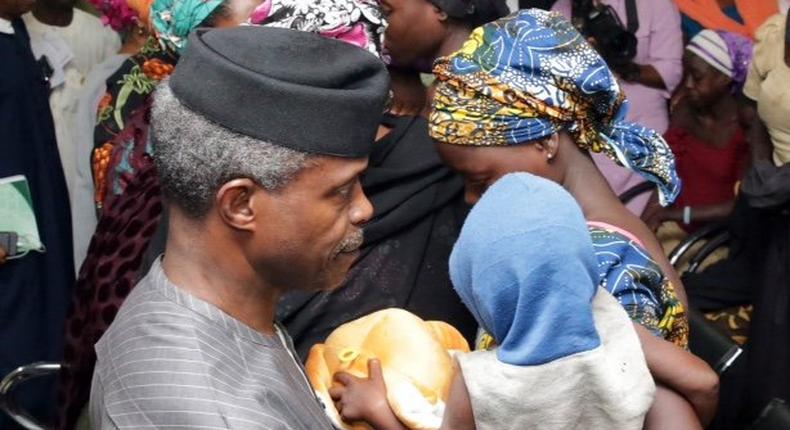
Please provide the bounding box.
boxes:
[70,0,152,271]
[379,0,508,106]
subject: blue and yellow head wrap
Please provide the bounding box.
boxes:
[429,9,680,206]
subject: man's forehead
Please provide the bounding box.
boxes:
[309,156,369,179]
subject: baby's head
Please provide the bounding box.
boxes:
[449,173,601,365]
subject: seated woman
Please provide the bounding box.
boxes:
[427,10,718,428]
[644,30,752,234]
[330,173,656,430]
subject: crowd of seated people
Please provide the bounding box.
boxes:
[1,0,790,428]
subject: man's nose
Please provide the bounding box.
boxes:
[350,182,374,225]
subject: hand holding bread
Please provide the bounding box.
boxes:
[304,308,470,430]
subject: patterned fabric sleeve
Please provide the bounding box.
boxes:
[589,225,688,349]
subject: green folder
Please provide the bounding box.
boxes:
[0,175,44,254]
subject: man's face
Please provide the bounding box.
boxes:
[250,156,373,292]
[0,0,36,18]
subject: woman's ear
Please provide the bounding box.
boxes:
[216,178,264,232]
[536,133,560,163]
[433,5,448,21]
[719,75,734,92]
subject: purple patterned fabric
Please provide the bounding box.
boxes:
[718,30,754,90]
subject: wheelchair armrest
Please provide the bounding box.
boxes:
[0,362,62,430]
[686,231,731,274]
[668,222,728,267]
[688,310,742,375]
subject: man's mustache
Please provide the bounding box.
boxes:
[333,229,364,258]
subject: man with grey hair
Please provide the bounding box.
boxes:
[89,25,389,429]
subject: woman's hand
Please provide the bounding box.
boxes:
[643,207,669,231]
[641,193,677,231]
[329,359,408,430]
[634,324,719,426]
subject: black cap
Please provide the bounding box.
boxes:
[169,26,390,158]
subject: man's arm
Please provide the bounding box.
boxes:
[739,96,774,164]
[619,0,683,92]
[89,370,120,430]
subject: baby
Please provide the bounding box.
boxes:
[330,173,656,430]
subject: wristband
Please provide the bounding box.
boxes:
[683,206,692,225]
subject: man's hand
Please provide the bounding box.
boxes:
[329,359,408,430]
[0,245,7,265]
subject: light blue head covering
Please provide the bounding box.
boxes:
[449,173,601,366]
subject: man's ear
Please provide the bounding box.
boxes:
[216,178,266,231]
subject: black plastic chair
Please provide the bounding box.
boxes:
[687,309,743,375]
[751,399,790,430]
[686,230,731,274]
[669,225,742,375]
[618,181,654,205]
[0,362,60,430]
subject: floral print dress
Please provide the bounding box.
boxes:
[91,36,175,211]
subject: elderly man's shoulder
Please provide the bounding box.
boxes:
[95,274,205,368]
[89,277,235,429]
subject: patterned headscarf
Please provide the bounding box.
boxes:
[686,29,754,91]
[90,0,154,31]
[151,0,225,53]
[429,9,681,206]
[246,0,387,60]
